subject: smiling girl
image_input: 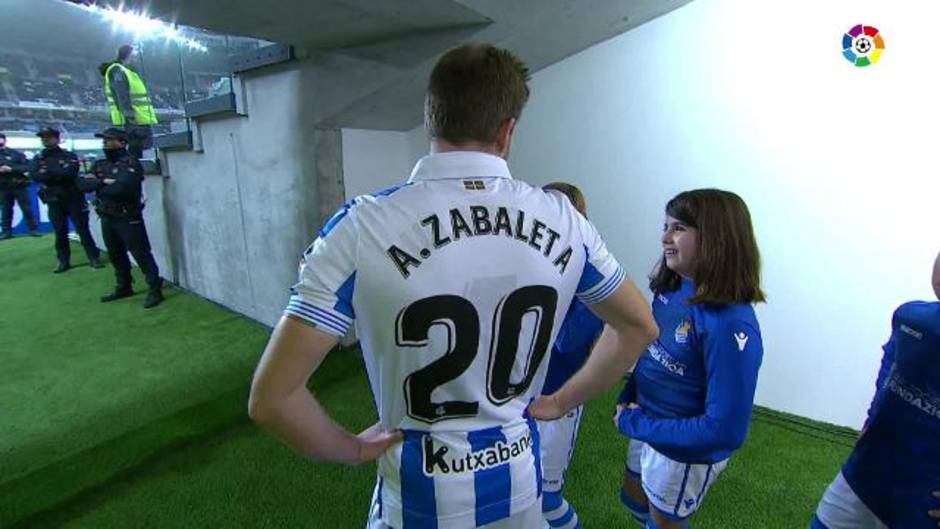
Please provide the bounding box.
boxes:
[614,189,766,529]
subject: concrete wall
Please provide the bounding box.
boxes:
[149,66,341,326]
[147,49,414,327]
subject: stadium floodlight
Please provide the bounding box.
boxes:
[81,3,209,53]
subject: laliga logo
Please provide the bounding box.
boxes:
[842,24,884,67]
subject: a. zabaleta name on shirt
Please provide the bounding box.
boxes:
[387,204,577,279]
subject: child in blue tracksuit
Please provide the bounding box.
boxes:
[811,250,940,529]
[536,182,605,529]
[615,189,766,529]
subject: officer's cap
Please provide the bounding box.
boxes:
[36,127,60,138]
[94,127,128,141]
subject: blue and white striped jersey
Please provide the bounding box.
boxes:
[286,151,625,528]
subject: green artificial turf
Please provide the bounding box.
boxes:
[0,236,853,528]
[0,236,271,525]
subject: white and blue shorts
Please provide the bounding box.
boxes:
[537,404,584,494]
[811,472,887,529]
[626,439,728,521]
[365,478,545,529]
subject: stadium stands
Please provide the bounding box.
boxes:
[0,49,225,136]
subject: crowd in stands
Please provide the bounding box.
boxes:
[0,50,223,136]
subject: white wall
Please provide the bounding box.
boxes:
[342,127,427,200]
[508,0,939,428]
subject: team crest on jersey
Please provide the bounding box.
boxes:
[463,179,486,190]
[674,319,692,344]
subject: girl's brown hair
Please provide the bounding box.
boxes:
[650,189,766,305]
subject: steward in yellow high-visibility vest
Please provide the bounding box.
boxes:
[104,62,158,126]
[99,45,157,159]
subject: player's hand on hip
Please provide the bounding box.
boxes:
[528,394,566,421]
[355,422,403,463]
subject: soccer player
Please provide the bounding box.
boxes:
[614,189,765,529]
[248,43,658,529]
[536,182,605,529]
[810,250,940,529]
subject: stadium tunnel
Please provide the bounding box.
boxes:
[21,0,692,328]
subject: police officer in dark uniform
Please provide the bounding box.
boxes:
[31,127,103,272]
[0,132,40,238]
[79,128,164,308]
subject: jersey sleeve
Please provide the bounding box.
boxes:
[284,204,359,337]
[573,214,626,305]
[618,317,763,454]
[863,335,896,428]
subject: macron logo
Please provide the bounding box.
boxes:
[734,332,749,351]
[900,324,923,340]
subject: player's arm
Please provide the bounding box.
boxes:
[614,333,639,405]
[249,202,401,464]
[248,316,400,464]
[529,207,657,419]
[531,279,657,419]
[860,335,895,437]
[556,281,657,409]
[616,319,762,453]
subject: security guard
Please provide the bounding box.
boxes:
[31,127,103,272]
[99,45,158,160]
[0,132,40,238]
[79,128,163,308]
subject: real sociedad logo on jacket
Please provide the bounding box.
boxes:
[674,319,692,344]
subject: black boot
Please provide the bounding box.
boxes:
[143,284,164,309]
[53,262,70,274]
[101,286,133,302]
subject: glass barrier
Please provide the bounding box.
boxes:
[0,0,270,158]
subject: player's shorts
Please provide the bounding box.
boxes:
[537,404,584,494]
[626,439,728,521]
[811,472,887,529]
[365,478,545,529]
